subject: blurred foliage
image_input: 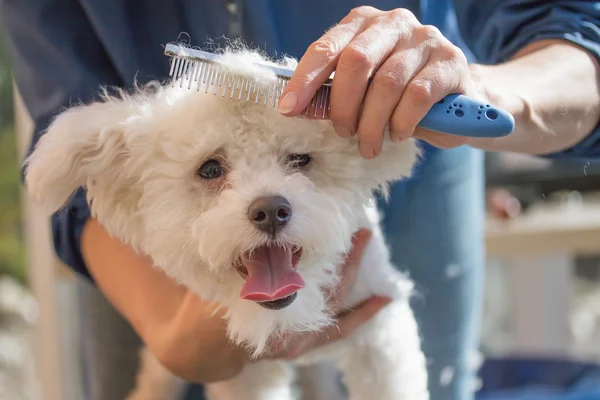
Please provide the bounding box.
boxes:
[0,26,14,130]
[0,127,26,285]
[0,26,26,285]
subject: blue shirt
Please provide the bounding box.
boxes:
[2,0,600,280]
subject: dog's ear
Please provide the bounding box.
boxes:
[24,98,131,212]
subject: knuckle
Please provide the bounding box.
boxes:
[373,69,406,91]
[388,7,416,22]
[390,118,412,136]
[309,39,340,59]
[440,44,468,65]
[415,24,443,42]
[342,43,375,67]
[406,79,434,106]
[350,5,378,17]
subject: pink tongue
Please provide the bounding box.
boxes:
[240,246,305,302]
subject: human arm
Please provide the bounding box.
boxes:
[80,218,247,382]
[82,219,386,382]
[453,1,600,157]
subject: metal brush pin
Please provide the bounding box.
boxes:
[165,43,332,118]
[164,43,515,138]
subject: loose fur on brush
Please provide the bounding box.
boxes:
[24,46,429,400]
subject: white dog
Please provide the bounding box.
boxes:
[24,48,429,400]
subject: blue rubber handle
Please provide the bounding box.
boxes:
[417,94,514,138]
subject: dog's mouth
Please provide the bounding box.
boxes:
[234,246,304,310]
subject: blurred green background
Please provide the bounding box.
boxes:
[0,25,26,285]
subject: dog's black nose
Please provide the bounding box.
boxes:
[248,195,292,235]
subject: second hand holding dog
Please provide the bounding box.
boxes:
[83,218,389,384]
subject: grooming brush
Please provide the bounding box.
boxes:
[164,43,514,138]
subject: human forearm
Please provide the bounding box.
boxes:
[469,40,600,155]
[81,218,247,382]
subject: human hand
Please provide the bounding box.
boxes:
[278,6,486,157]
[256,228,391,361]
[145,228,389,381]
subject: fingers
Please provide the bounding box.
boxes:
[328,13,414,139]
[312,296,392,349]
[277,8,378,116]
[356,47,425,157]
[389,28,468,141]
[329,228,372,312]
[284,6,474,157]
[270,295,392,360]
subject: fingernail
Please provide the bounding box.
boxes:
[359,141,376,159]
[336,126,352,138]
[278,92,298,114]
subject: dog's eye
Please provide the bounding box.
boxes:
[287,153,311,169]
[197,159,224,180]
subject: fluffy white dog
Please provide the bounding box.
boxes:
[24,48,429,400]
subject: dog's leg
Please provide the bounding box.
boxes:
[338,300,429,400]
[126,346,187,400]
[205,360,296,400]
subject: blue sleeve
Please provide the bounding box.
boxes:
[453,0,600,160]
[0,1,124,281]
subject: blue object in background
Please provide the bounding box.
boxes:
[477,357,600,400]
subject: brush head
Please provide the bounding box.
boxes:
[164,43,332,118]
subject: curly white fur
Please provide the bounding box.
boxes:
[25,47,429,399]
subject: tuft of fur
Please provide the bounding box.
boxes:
[25,47,428,399]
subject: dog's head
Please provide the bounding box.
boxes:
[25,49,419,353]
